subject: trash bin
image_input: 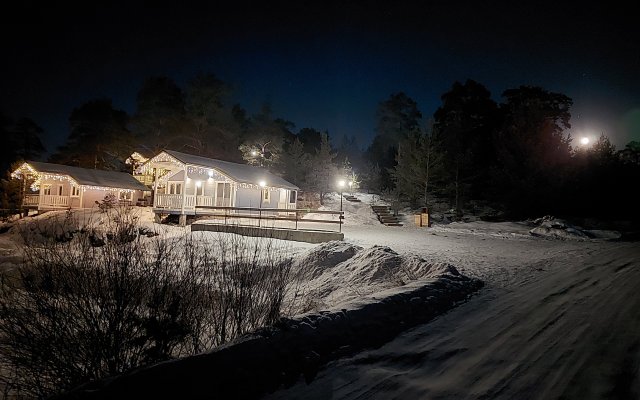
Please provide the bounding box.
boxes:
[416,207,430,227]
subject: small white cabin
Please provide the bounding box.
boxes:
[12,161,148,211]
[138,150,299,224]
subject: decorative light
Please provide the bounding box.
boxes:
[195,181,202,188]
[580,137,590,145]
[259,180,266,188]
[338,179,346,188]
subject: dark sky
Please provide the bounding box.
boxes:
[2,1,640,154]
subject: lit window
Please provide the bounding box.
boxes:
[43,184,51,195]
[119,191,132,201]
[168,183,182,195]
[262,189,270,203]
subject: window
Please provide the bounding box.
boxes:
[43,184,51,196]
[168,182,182,195]
[262,188,270,203]
[289,190,297,203]
[57,185,63,196]
[71,186,80,197]
[119,191,132,201]
[196,183,203,196]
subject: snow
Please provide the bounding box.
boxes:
[2,194,637,399]
[291,241,462,313]
[261,194,640,400]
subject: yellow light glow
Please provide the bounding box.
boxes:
[580,137,590,145]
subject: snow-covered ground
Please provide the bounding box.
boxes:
[262,194,640,399]
[2,194,638,399]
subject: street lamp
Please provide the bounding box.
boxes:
[258,180,266,227]
[338,180,346,232]
[348,180,353,195]
[252,142,271,167]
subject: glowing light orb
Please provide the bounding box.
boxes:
[580,137,590,145]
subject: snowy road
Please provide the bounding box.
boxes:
[267,226,640,399]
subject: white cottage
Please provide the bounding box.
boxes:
[138,150,298,224]
[12,161,148,212]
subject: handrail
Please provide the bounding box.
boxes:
[192,205,345,232]
[195,205,343,215]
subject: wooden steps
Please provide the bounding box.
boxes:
[343,194,361,202]
[371,205,403,226]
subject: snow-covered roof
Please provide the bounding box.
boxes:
[162,150,299,190]
[20,161,148,191]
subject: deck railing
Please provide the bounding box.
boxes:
[40,195,69,207]
[193,205,345,232]
[154,194,199,211]
[23,194,40,207]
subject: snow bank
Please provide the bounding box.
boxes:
[60,268,483,400]
[528,216,621,240]
[291,241,463,313]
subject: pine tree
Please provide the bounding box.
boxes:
[282,137,310,189]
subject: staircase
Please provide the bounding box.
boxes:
[343,194,361,202]
[371,205,403,226]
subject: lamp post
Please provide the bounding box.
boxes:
[338,179,345,232]
[259,180,266,227]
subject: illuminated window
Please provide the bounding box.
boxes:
[262,189,270,203]
[119,191,132,201]
[43,184,51,195]
[168,183,182,195]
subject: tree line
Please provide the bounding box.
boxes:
[2,74,639,222]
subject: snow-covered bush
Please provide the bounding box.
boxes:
[0,208,294,398]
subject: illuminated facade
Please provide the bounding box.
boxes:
[11,161,148,211]
[140,150,299,222]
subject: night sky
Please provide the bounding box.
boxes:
[2,1,639,155]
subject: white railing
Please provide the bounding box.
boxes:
[40,195,69,207]
[154,194,197,211]
[195,196,215,207]
[155,194,183,210]
[184,195,195,210]
[23,194,40,206]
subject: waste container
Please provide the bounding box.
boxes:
[415,207,430,227]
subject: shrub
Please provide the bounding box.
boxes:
[0,208,294,398]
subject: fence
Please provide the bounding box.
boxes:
[193,205,345,232]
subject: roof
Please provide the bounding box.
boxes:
[23,161,148,191]
[162,150,299,190]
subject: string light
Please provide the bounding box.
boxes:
[12,162,139,193]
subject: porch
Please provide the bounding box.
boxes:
[154,194,230,213]
[23,194,70,209]
[153,193,296,215]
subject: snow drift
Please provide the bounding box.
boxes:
[291,241,463,313]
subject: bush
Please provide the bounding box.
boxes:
[0,208,294,398]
